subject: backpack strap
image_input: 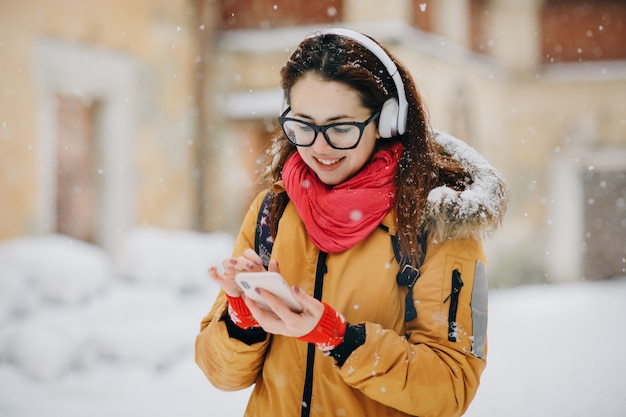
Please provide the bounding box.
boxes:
[254,191,274,269]
[391,232,427,322]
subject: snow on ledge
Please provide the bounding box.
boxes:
[225,88,283,119]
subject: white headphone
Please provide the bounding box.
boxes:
[314,28,408,138]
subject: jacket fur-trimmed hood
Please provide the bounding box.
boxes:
[421,131,509,243]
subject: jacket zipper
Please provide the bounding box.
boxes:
[301,251,328,417]
[444,269,463,342]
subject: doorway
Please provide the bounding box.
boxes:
[582,169,626,280]
[55,95,100,243]
[36,38,137,253]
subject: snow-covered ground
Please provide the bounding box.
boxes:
[0,229,624,417]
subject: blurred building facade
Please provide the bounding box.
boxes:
[1,0,625,285]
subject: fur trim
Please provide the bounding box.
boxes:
[422,131,509,242]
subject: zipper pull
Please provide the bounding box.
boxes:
[443,270,464,303]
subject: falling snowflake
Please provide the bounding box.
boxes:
[349,210,363,221]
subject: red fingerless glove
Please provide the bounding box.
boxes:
[298,302,346,352]
[226,294,261,329]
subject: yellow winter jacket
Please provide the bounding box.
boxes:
[196,132,509,417]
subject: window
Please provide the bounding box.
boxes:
[412,0,434,32]
[469,0,489,54]
[220,0,342,30]
[542,0,626,63]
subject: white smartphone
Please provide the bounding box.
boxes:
[235,271,303,313]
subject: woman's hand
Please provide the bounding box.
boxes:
[210,250,326,338]
[208,248,266,297]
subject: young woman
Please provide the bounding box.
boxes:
[195,28,509,417]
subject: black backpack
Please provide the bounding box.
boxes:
[254,191,427,322]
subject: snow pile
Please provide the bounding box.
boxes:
[0,235,112,319]
[0,228,233,381]
[114,226,235,291]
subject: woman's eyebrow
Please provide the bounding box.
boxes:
[293,112,353,123]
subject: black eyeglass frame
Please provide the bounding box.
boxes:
[278,107,381,150]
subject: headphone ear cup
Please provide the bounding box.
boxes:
[378,98,399,138]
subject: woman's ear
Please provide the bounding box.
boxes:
[373,122,382,140]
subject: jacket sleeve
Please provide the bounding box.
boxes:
[195,190,271,391]
[336,238,488,417]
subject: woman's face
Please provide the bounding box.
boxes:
[288,72,380,186]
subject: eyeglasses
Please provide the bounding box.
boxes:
[278,107,380,150]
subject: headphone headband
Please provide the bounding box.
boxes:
[317,28,408,136]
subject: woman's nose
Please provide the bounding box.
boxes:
[310,131,333,152]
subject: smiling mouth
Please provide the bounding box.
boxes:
[315,156,342,166]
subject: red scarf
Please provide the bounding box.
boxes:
[283,143,402,253]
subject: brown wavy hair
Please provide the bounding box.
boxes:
[262,31,468,264]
